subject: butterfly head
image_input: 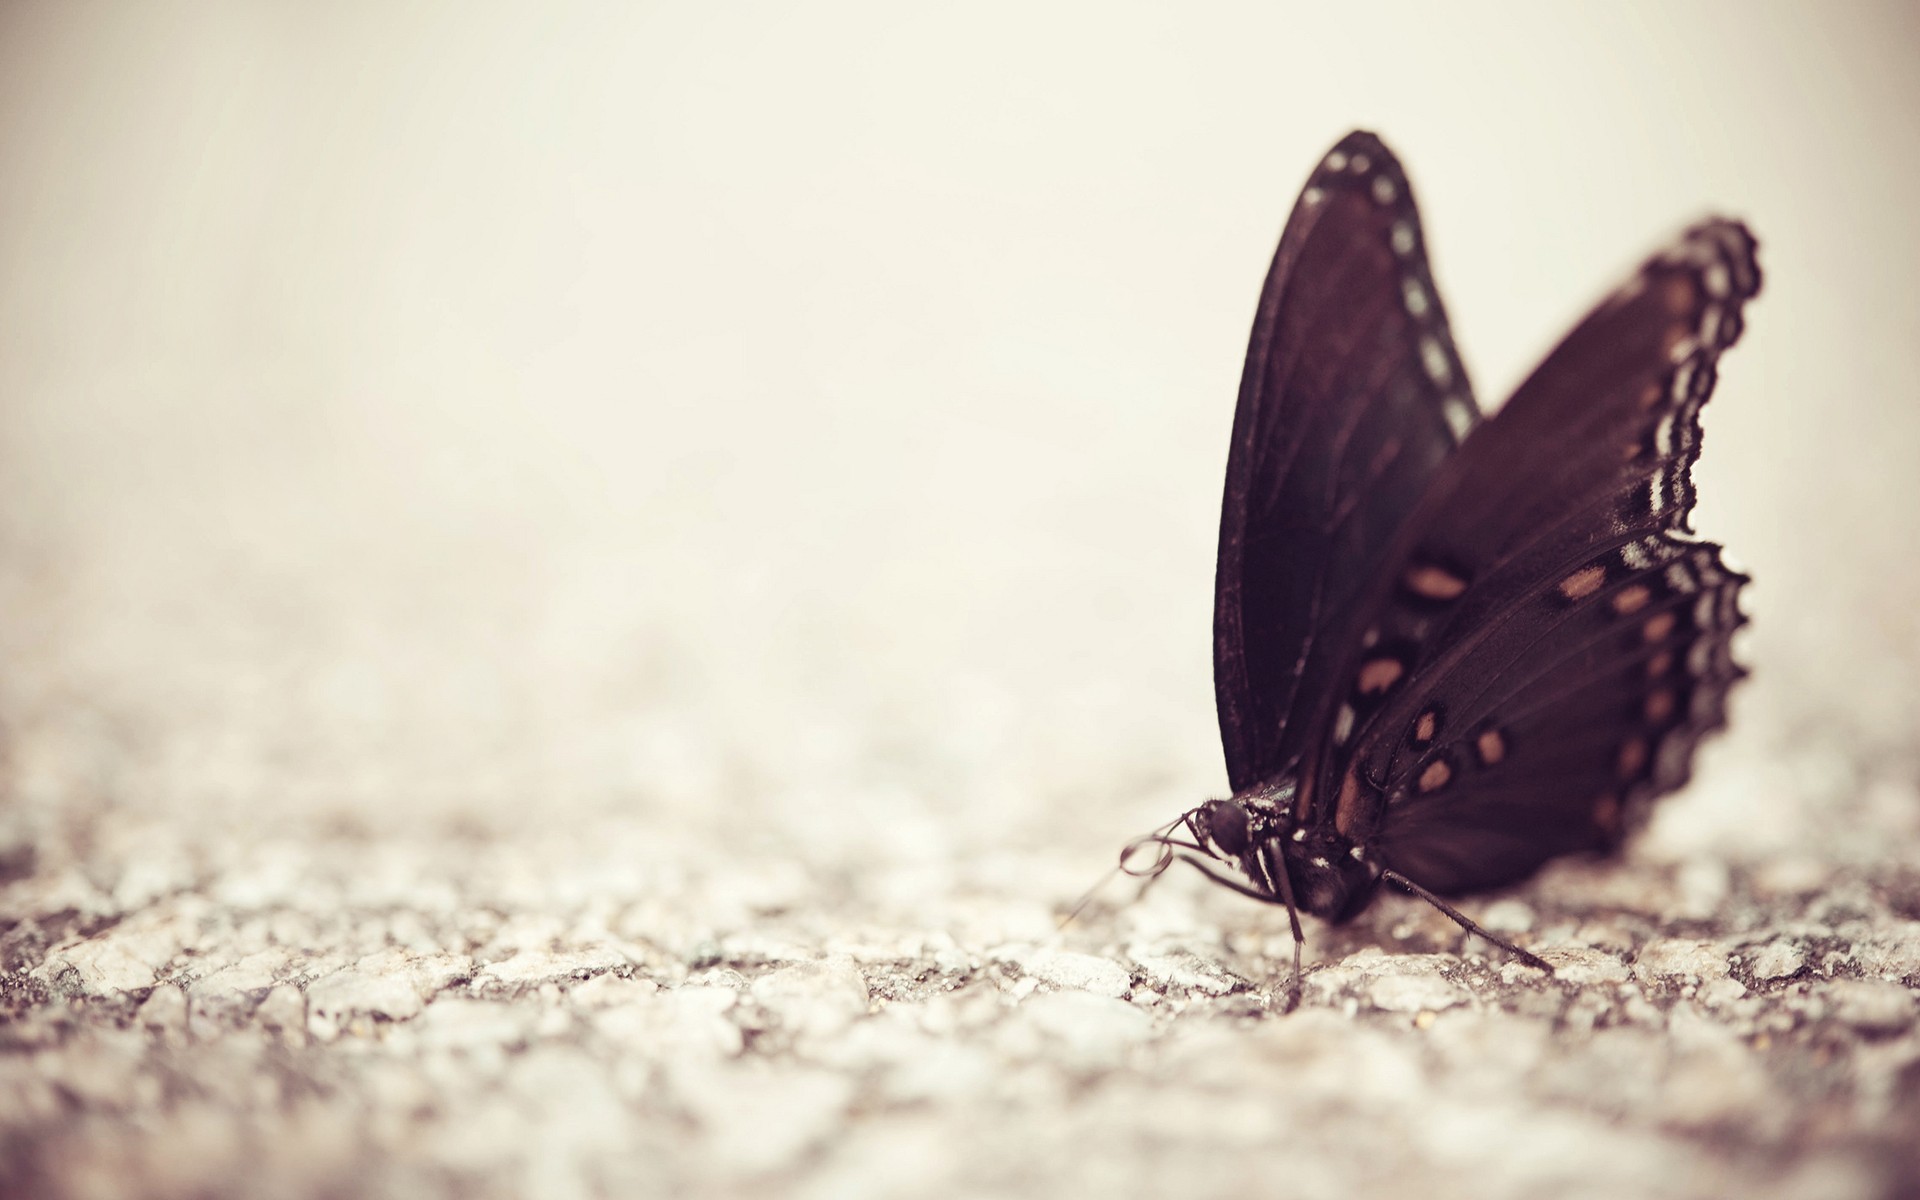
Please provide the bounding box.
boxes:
[1121,783,1379,922]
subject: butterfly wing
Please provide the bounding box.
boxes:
[1215,131,1479,794]
[1315,220,1761,893]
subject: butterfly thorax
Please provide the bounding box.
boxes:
[1192,790,1380,922]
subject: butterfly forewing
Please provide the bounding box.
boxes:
[1312,220,1760,893]
[1215,131,1478,795]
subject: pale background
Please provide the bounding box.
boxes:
[1,5,1917,1199]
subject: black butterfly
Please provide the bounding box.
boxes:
[1127,130,1759,991]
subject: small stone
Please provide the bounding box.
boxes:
[1697,976,1748,1008]
[191,951,291,1002]
[307,967,426,1028]
[750,956,870,1039]
[1570,922,1636,954]
[1366,972,1468,1013]
[43,929,178,995]
[477,946,628,990]
[1858,921,1920,978]
[999,990,1152,1069]
[1822,979,1916,1035]
[568,974,659,1007]
[255,985,308,1047]
[1539,947,1632,984]
[137,984,190,1040]
[1634,938,1731,983]
[1130,952,1239,996]
[1020,949,1130,999]
[1745,939,1806,981]
[1477,899,1535,933]
[629,986,745,1059]
[415,998,535,1051]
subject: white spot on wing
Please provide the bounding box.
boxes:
[1302,186,1326,208]
[1390,221,1416,257]
[1687,639,1714,676]
[1699,304,1723,346]
[1326,150,1350,172]
[1419,336,1452,385]
[1441,395,1473,441]
[1350,153,1371,173]
[1654,412,1677,456]
[1371,175,1396,204]
[1402,278,1430,318]
[1671,359,1697,403]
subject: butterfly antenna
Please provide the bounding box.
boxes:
[1059,818,1185,931]
[1057,862,1125,930]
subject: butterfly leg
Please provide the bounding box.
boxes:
[1268,853,1307,1012]
[1379,869,1553,973]
[1171,852,1307,1011]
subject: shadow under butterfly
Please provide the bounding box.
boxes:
[1118,130,1759,1001]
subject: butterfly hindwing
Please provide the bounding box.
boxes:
[1215,131,1478,794]
[1313,221,1760,893]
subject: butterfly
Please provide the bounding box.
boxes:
[1125,130,1759,994]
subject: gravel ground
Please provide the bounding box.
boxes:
[3,5,1919,1199]
[0,545,1916,1200]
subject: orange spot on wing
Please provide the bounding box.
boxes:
[1358,658,1404,694]
[1476,729,1506,765]
[1404,564,1467,600]
[1559,565,1606,601]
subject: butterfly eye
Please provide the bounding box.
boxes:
[1201,800,1252,856]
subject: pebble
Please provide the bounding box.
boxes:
[254,985,308,1047]
[998,990,1152,1070]
[42,927,181,996]
[750,956,871,1039]
[1367,972,1469,1013]
[477,946,627,989]
[1633,939,1731,983]
[1129,951,1239,996]
[307,967,426,1028]
[1822,980,1916,1035]
[1018,949,1131,999]
[137,984,190,1040]
[412,998,535,1051]
[1745,940,1806,981]
[568,974,660,1008]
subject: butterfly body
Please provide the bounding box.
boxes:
[1130,131,1759,978]
[1189,794,1378,921]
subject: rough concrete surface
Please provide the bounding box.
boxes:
[4,5,1920,1199]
